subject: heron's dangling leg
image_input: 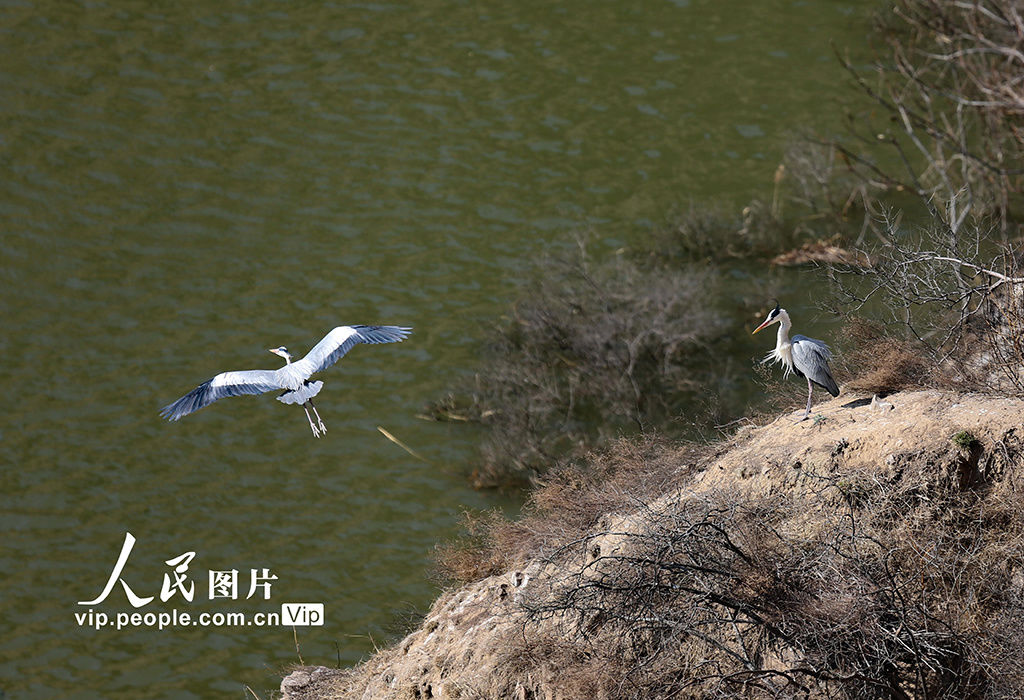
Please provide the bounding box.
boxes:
[308,399,327,433]
[302,404,321,438]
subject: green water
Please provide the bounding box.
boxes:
[2,0,873,697]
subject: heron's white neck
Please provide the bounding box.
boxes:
[763,309,795,378]
[774,309,792,349]
[282,356,292,365]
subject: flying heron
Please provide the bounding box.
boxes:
[160,325,412,437]
[752,302,838,421]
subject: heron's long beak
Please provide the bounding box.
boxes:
[751,319,773,335]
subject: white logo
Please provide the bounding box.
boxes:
[78,532,278,608]
[73,532,324,631]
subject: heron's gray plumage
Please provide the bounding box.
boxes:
[159,370,283,421]
[160,325,412,430]
[288,325,411,380]
[791,335,840,397]
[753,303,839,420]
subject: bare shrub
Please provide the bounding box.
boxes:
[650,202,742,263]
[654,0,1024,275]
[830,219,1024,395]
[781,140,880,241]
[652,198,806,263]
[651,172,863,266]
[425,241,733,488]
[828,0,1024,238]
[509,433,1024,699]
[720,1,1024,256]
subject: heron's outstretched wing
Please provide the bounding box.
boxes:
[791,335,840,396]
[160,369,285,421]
[289,325,412,379]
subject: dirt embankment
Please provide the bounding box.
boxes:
[281,390,1024,700]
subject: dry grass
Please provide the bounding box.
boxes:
[836,317,937,394]
[436,435,712,584]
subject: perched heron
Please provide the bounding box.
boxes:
[752,302,838,421]
[160,325,411,437]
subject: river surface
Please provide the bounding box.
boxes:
[2,0,873,697]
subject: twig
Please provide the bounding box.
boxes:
[293,626,304,666]
[377,426,431,463]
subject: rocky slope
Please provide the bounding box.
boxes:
[281,390,1024,699]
